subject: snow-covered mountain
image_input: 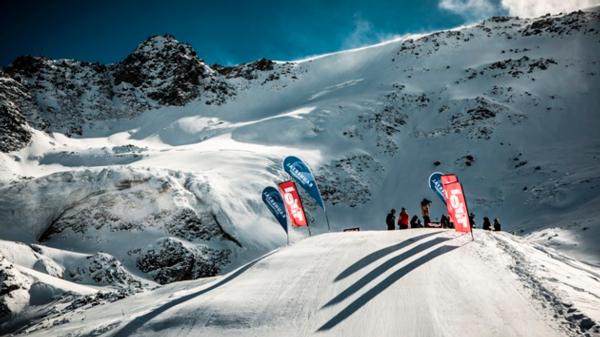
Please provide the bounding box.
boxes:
[0,7,599,336]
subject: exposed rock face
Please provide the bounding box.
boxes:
[66,253,142,291]
[522,10,600,36]
[5,56,120,136]
[357,83,412,155]
[2,35,237,137]
[0,34,302,146]
[2,167,240,286]
[38,173,230,245]
[463,56,557,80]
[136,238,230,284]
[0,73,33,152]
[316,154,384,208]
[213,58,275,80]
[165,208,227,242]
[212,58,298,87]
[113,34,233,106]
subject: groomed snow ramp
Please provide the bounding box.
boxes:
[95,229,598,337]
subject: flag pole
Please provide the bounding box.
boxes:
[462,182,475,242]
[324,206,331,232]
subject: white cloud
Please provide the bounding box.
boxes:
[438,0,497,20]
[439,0,599,20]
[342,17,399,49]
[500,0,600,17]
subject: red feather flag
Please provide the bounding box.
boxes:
[441,174,472,233]
[278,180,308,227]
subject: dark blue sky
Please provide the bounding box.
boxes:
[0,0,505,67]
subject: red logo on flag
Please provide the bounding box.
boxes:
[278,180,308,227]
[441,174,471,233]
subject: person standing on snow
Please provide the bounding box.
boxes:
[420,198,431,226]
[493,218,502,231]
[398,208,409,230]
[469,212,476,228]
[482,217,492,230]
[440,214,449,228]
[386,209,396,231]
[410,215,422,228]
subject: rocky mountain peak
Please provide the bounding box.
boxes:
[133,34,199,60]
[4,55,50,77]
[113,34,221,105]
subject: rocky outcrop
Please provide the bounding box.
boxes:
[353,84,413,155]
[213,58,275,80]
[136,238,230,284]
[66,253,142,291]
[316,154,384,207]
[2,35,236,136]
[5,56,120,136]
[165,208,227,242]
[4,167,239,285]
[212,58,298,86]
[522,10,600,36]
[463,56,557,80]
[113,34,234,106]
[0,73,33,152]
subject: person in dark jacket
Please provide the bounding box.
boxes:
[420,198,432,226]
[482,217,492,230]
[493,218,502,231]
[410,215,422,228]
[398,208,409,229]
[469,212,476,228]
[440,214,450,229]
[386,209,396,230]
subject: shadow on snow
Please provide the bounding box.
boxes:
[324,236,452,308]
[112,250,277,337]
[334,231,442,282]
[318,242,460,331]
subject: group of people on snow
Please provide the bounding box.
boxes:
[385,198,502,231]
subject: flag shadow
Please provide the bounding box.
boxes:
[334,231,442,282]
[323,236,451,308]
[318,244,459,331]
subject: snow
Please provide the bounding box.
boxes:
[16,264,97,298]
[0,7,599,335]
[19,230,600,337]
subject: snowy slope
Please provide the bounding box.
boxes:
[16,230,600,337]
[0,7,599,333]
